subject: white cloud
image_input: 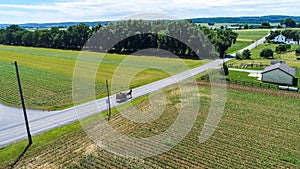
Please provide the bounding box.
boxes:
[0,0,300,23]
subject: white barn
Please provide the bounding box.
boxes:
[261,63,297,86]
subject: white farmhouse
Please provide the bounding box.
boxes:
[273,34,286,43]
[272,34,299,45]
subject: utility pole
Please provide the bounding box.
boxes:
[106,80,112,121]
[15,61,32,145]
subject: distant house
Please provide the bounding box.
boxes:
[272,34,299,45]
[280,24,287,28]
[273,34,286,43]
[261,63,298,86]
[227,26,240,30]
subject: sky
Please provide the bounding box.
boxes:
[0,0,300,24]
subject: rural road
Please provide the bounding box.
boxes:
[0,34,269,147]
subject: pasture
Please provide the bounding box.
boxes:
[0,45,203,109]
[227,29,270,54]
[0,85,299,168]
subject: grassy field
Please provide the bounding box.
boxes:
[227,29,270,54]
[234,29,270,42]
[227,70,260,82]
[0,85,299,168]
[0,45,203,109]
[227,43,300,68]
[226,41,252,54]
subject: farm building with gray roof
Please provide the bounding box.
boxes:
[261,63,298,86]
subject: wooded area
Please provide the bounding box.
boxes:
[0,20,238,59]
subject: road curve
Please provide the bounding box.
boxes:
[0,34,269,147]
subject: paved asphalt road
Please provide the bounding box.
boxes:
[0,34,269,147]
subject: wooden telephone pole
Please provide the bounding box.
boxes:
[106,80,112,121]
[15,61,32,145]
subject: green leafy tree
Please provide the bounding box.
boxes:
[5,25,23,45]
[22,31,34,46]
[295,47,300,56]
[275,44,287,54]
[241,49,251,59]
[235,52,242,60]
[260,48,274,59]
[282,18,297,28]
[261,21,271,29]
[212,29,238,58]
[266,30,281,41]
[220,63,229,76]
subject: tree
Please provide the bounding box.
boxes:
[22,31,34,46]
[243,24,249,29]
[275,44,287,54]
[220,63,229,76]
[235,52,242,60]
[266,30,281,41]
[296,47,300,56]
[241,49,251,59]
[67,23,90,49]
[283,18,297,28]
[260,48,274,59]
[261,21,271,29]
[212,29,238,58]
[5,25,23,45]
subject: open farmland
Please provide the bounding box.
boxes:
[227,29,270,54]
[0,85,299,168]
[0,45,203,109]
[234,29,270,42]
[228,43,300,68]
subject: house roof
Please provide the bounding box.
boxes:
[262,63,296,77]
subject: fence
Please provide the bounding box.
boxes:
[209,78,280,90]
[227,63,269,69]
[200,68,221,80]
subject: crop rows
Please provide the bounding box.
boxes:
[2,86,299,168]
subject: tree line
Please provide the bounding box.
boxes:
[0,20,238,59]
[266,29,300,42]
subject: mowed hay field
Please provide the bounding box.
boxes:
[0,45,203,109]
[1,85,299,168]
[227,29,270,54]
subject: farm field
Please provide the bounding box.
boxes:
[234,29,270,42]
[0,85,299,168]
[227,29,270,54]
[227,43,300,68]
[0,45,204,109]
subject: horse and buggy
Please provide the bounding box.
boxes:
[116,89,132,103]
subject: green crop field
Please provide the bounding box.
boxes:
[0,45,203,109]
[234,29,270,42]
[1,85,299,168]
[227,29,270,54]
[226,41,252,54]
